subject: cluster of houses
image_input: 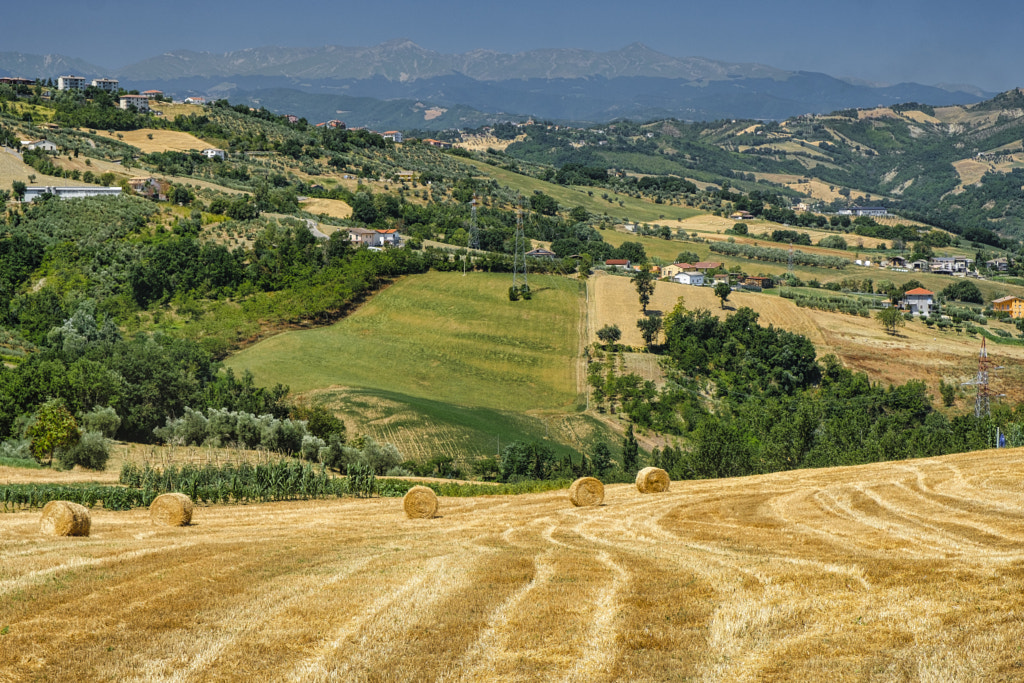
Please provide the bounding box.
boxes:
[344,227,401,248]
[604,259,767,289]
[880,255,1010,276]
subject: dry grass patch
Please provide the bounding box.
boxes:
[92,129,210,154]
[299,197,352,220]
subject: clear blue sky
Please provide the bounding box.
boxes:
[4,0,1022,91]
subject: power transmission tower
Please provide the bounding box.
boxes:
[512,197,529,293]
[468,195,480,251]
[963,338,1004,418]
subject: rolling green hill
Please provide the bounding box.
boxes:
[224,271,613,463]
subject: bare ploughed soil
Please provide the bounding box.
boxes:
[3,448,1024,681]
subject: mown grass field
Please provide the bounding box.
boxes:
[3,447,1023,680]
[460,158,703,223]
[224,271,604,461]
[226,271,582,411]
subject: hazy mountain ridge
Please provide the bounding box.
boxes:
[113,41,788,82]
[0,43,995,127]
[0,52,107,79]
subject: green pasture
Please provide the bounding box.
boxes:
[225,271,583,412]
[460,158,702,223]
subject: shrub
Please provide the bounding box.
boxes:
[0,438,32,461]
[80,406,121,438]
[56,431,110,470]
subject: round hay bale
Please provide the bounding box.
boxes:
[149,493,194,527]
[403,485,438,519]
[635,467,671,494]
[40,501,91,537]
[568,477,605,507]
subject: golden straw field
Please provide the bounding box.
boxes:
[3,448,1024,681]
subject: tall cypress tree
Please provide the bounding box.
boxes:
[622,423,639,472]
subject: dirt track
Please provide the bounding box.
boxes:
[2,448,1024,681]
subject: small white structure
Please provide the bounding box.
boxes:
[20,139,57,152]
[382,131,403,143]
[183,96,206,105]
[90,78,119,92]
[673,271,705,286]
[57,75,86,91]
[201,148,226,160]
[119,95,150,112]
[23,186,122,202]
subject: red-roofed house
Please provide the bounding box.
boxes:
[992,295,1024,319]
[902,287,934,316]
[605,259,631,269]
[382,131,403,143]
[374,229,401,247]
[693,261,723,272]
[142,90,163,99]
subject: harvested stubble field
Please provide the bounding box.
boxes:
[2,448,1024,680]
[589,273,1024,401]
[87,128,211,154]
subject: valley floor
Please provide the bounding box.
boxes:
[2,448,1024,681]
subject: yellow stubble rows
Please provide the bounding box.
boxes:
[2,447,1024,681]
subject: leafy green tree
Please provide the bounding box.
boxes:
[637,315,663,348]
[351,191,378,224]
[622,423,639,472]
[731,223,748,235]
[876,307,905,336]
[939,380,956,407]
[569,205,589,223]
[632,266,656,313]
[25,399,80,465]
[11,180,26,201]
[713,281,732,309]
[596,324,621,348]
[941,280,983,304]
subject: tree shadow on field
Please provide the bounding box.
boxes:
[644,309,663,317]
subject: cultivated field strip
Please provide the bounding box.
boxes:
[2,448,1024,681]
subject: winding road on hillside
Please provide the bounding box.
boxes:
[2,448,1024,681]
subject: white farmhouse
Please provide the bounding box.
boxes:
[673,271,705,286]
[201,148,226,160]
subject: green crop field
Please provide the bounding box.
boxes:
[460,158,702,223]
[224,271,608,462]
[227,271,582,410]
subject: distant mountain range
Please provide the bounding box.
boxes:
[0,42,997,128]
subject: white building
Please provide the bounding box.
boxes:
[119,95,150,112]
[201,148,226,160]
[23,186,122,202]
[184,96,206,105]
[382,131,403,143]
[673,271,705,286]
[20,139,57,152]
[90,78,119,92]
[57,75,86,91]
